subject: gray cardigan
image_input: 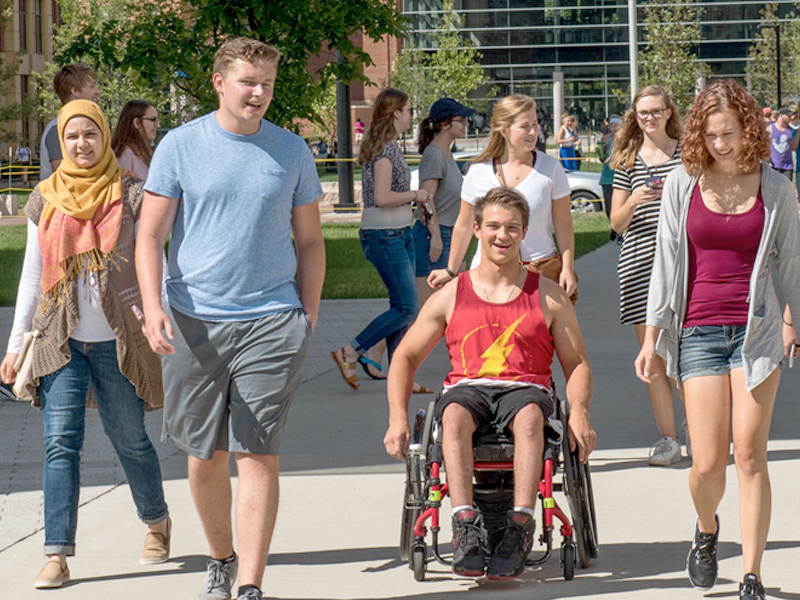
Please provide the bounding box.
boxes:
[646,163,800,391]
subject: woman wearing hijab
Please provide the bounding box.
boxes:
[0,100,170,589]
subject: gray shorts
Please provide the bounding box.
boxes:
[161,306,312,459]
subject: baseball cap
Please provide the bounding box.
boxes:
[763,107,772,115]
[429,98,475,123]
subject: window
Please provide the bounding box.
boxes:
[18,0,27,51]
[35,0,42,53]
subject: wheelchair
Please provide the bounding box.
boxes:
[399,390,598,582]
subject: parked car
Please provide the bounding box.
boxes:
[410,151,604,213]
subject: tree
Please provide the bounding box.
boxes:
[746,3,800,108]
[389,0,494,118]
[56,0,406,130]
[639,0,711,115]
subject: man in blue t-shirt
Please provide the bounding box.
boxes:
[137,38,325,600]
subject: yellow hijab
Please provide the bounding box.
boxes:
[37,100,125,298]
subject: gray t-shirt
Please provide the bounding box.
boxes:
[418,144,463,227]
[39,117,61,180]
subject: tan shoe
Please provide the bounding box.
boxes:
[34,560,70,589]
[141,516,171,565]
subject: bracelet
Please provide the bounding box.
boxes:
[784,320,794,327]
[413,190,418,202]
[445,266,457,279]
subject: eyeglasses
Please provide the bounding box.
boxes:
[451,117,468,124]
[142,117,160,124]
[636,108,667,120]
[401,107,414,116]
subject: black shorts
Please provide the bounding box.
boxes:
[435,385,555,441]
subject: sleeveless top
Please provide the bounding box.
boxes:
[444,271,554,390]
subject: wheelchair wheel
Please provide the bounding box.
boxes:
[400,450,425,562]
[561,536,575,581]
[562,436,599,569]
[412,545,427,581]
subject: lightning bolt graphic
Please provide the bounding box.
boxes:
[476,314,528,378]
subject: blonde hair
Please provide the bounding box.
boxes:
[473,95,537,164]
[358,88,408,165]
[609,85,682,170]
[213,37,281,78]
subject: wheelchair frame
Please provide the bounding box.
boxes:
[399,393,598,582]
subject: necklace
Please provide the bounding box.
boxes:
[477,267,524,303]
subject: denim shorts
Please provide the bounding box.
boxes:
[678,325,746,382]
[412,221,453,277]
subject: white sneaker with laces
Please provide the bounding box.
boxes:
[649,436,681,466]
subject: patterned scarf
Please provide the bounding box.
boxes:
[37,100,123,303]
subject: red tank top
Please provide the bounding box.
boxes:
[444,271,554,389]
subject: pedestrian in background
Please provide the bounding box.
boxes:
[331,88,433,392]
[556,113,578,171]
[636,79,800,600]
[112,100,159,181]
[413,97,475,308]
[599,114,621,240]
[0,100,170,590]
[609,85,685,466]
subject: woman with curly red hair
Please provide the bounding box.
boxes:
[609,85,685,466]
[635,79,800,600]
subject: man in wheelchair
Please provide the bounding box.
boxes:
[384,187,596,580]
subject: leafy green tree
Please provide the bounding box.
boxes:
[639,0,711,114]
[389,0,494,119]
[746,3,800,108]
[56,0,406,130]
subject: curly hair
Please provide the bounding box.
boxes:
[609,85,682,171]
[681,79,769,176]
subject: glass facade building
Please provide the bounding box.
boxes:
[404,0,798,126]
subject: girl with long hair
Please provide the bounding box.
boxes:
[413,97,475,307]
[331,88,433,391]
[609,85,686,466]
[0,100,170,588]
[111,100,159,180]
[429,94,575,299]
[556,113,579,171]
[636,79,800,600]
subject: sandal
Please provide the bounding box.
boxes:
[331,349,360,390]
[358,356,386,380]
[412,383,434,394]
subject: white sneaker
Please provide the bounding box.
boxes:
[649,436,681,466]
[680,419,692,459]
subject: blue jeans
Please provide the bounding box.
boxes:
[39,339,168,555]
[412,221,453,277]
[354,227,419,362]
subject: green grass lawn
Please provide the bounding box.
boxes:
[322,213,611,299]
[0,213,611,305]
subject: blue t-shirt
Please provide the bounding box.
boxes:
[145,112,323,320]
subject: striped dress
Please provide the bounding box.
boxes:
[613,143,682,324]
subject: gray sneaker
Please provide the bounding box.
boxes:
[199,554,238,600]
[649,436,681,466]
[237,588,263,600]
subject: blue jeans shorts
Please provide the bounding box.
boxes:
[678,325,746,382]
[412,221,453,277]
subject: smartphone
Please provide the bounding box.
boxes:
[645,176,662,189]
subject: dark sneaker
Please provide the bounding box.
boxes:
[687,517,719,590]
[486,510,536,581]
[451,508,488,577]
[199,553,238,600]
[740,573,767,600]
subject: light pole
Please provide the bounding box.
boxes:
[628,0,638,100]
[759,23,782,108]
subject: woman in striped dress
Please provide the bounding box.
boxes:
[610,85,685,466]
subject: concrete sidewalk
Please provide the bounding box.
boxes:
[2,241,800,599]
